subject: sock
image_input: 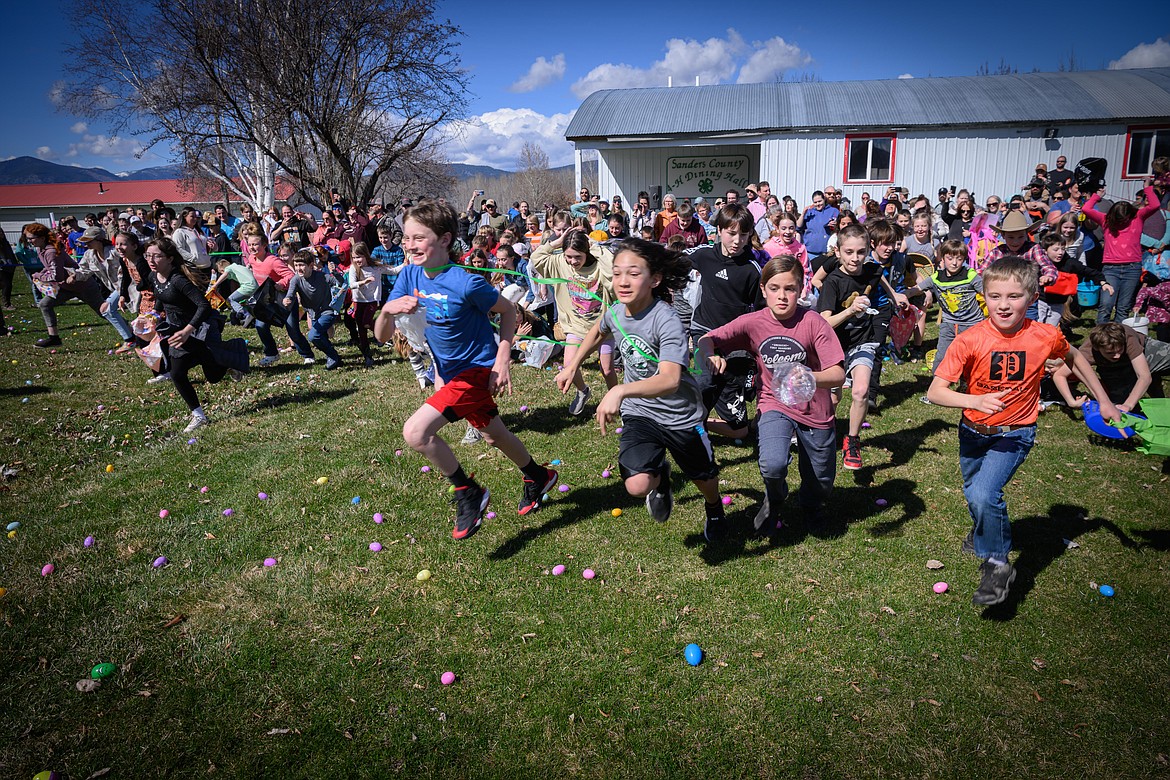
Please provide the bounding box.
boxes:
[448,466,471,490]
[520,458,549,483]
[705,499,724,513]
[987,556,1008,566]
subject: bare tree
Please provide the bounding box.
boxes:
[513,142,573,210]
[61,0,467,210]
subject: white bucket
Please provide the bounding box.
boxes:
[1122,315,1150,336]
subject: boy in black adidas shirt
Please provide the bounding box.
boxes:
[687,203,765,438]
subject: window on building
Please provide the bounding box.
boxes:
[844,134,895,184]
[1125,126,1170,178]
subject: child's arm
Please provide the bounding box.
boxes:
[695,334,727,375]
[820,292,871,330]
[878,274,908,309]
[487,295,516,396]
[1066,348,1124,422]
[810,264,830,291]
[595,361,683,437]
[1050,363,1086,408]
[373,295,418,342]
[555,320,606,393]
[925,375,1009,414]
[1081,192,1106,225]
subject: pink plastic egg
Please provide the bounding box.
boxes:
[485,511,497,520]
[369,542,382,552]
[601,469,611,478]
[159,509,169,519]
[582,568,596,580]
[420,466,431,473]
[441,671,456,685]
[41,563,55,576]
[933,581,949,594]
[721,496,733,506]
[200,486,209,494]
[552,564,565,576]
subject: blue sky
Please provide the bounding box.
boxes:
[3,0,1168,173]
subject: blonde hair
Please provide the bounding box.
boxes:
[982,255,1038,297]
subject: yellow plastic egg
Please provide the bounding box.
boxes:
[611,508,622,517]
[105,464,114,473]
[315,476,328,485]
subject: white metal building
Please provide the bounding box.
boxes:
[565,68,1170,208]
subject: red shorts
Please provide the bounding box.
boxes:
[425,366,498,429]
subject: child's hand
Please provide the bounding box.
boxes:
[554,369,574,394]
[595,388,623,435]
[970,390,1009,415]
[1068,395,1087,409]
[705,354,727,375]
[516,321,532,336]
[1100,400,1125,432]
[382,296,418,315]
[281,298,292,307]
[488,359,512,397]
[1102,283,1115,296]
[893,292,909,310]
[851,295,871,316]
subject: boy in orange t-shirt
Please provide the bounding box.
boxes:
[926,256,1120,607]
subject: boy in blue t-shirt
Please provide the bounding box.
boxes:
[374,202,556,540]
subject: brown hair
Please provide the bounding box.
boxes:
[404,200,460,261]
[1089,322,1127,353]
[760,254,804,290]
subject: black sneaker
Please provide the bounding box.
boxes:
[972,560,1016,606]
[645,462,673,523]
[751,495,781,536]
[452,483,489,540]
[961,531,976,556]
[704,502,726,542]
[518,468,557,516]
[35,335,62,348]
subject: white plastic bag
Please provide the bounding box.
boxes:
[395,308,428,351]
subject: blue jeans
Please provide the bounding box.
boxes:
[228,288,251,318]
[1098,262,1142,324]
[255,301,313,358]
[306,309,341,364]
[757,411,836,510]
[102,288,135,342]
[958,423,1036,560]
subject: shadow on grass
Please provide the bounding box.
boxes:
[681,476,923,566]
[489,483,621,560]
[836,418,949,487]
[981,503,1137,621]
[243,386,357,413]
[1,385,51,397]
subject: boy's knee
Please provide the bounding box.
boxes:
[624,473,654,497]
[402,420,428,449]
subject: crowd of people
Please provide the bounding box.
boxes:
[4,153,1170,606]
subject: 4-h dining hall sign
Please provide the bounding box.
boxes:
[665,154,753,199]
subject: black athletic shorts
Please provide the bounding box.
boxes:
[618,415,719,482]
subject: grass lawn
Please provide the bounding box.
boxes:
[1,289,1169,779]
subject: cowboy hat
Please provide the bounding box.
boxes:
[991,211,1041,235]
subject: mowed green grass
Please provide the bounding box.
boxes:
[1,289,1169,779]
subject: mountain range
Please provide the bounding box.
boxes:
[0,156,520,186]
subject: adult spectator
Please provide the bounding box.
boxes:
[509,201,532,235]
[755,196,781,243]
[1049,155,1074,195]
[934,187,953,220]
[824,185,842,211]
[797,190,839,255]
[745,184,766,222]
[653,193,679,240]
[172,207,213,284]
[725,189,740,204]
[947,200,976,241]
[1023,178,1050,221]
[214,204,242,240]
[0,229,16,311]
[269,205,317,249]
[630,191,655,237]
[1048,182,1084,218]
[479,199,509,233]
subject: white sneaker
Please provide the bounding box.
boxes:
[303,357,316,365]
[569,385,591,416]
[183,413,209,433]
[146,372,171,385]
[258,355,279,367]
[461,426,483,445]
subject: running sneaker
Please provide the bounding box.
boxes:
[453,482,489,540]
[303,357,316,365]
[34,335,62,348]
[258,355,280,367]
[752,495,781,536]
[842,435,863,471]
[704,502,727,542]
[568,386,591,416]
[228,369,246,382]
[461,426,483,445]
[183,413,209,434]
[518,467,558,515]
[645,461,673,523]
[972,560,1016,606]
[146,372,172,385]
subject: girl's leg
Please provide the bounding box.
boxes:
[1099,266,1122,324]
[164,346,202,411]
[795,423,837,509]
[1114,263,1142,322]
[101,288,135,343]
[255,319,279,356]
[38,293,60,334]
[598,336,619,389]
[562,341,587,392]
[757,411,795,518]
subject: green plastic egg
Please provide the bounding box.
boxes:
[91,662,117,679]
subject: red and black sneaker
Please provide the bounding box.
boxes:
[453,482,489,540]
[842,435,863,471]
[518,468,558,516]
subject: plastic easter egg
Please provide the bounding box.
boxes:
[684,643,703,666]
[33,771,60,780]
[91,662,116,679]
[416,569,431,582]
[394,449,403,457]
[152,556,168,568]
[615,427,623,434]
[611,508,622,517]
[21,397,28,403]
[352,496,361,505]
[1099,584,1115,597]
[543,493,549,501]
[933,581,949,594]
[159,509,169,519]
[721,496,733,506]
[440,671,456,685]
[187,438,197,445]
[105,464,114,473]
[862,422,872,429]
[6,521,19,531]
[369,542,382,552]
[420,466,431,473]
[257,492,268,500]
[734,438,743,445]
[41,564,54,576]
[875,498,888,507]
[601,469,611,478]
[315,476,329,485]
[550,459,562,466]
[552,564,565,576]
[200,486,209,493]
[582,568,596,580]
[264,558,277,567]
[84,536,95,548]
[558,484,570,493]
[222,508,233,517]
[0,587,6,598]
[373,512,384,524]
[519,405,529,412]
[485,512,496,520]
[97,405,104,411]
[7,530,15,539]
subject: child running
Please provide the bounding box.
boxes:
[555,238,727,540]
[348,241,399,367]
[374,201,557,540]
[282,249,344,370]
[530,227,617,415]
[907,239,985,373]
[698,254,845,535]
[926,256,1121,606]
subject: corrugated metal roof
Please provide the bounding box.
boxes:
[566,68,1170,140]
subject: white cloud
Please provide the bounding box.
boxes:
[65,133,145,161]
[35,146,54,160]
[1109,38,1170,69]
[510,54,566,93]
[736,37,813,84]
[441,108,576,170]
[571,30,812,98]
[70,121,88,134]
[898,73,914,79]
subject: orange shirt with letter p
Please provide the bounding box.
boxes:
[935,319,1069,428]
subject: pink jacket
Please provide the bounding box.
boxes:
[1083,186,1158,265]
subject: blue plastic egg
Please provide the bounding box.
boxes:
[5,521,19,531]
[1099,584,1115,597]
[684,643,703,666]
[351,496,361,505]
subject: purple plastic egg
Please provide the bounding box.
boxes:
[84,536,95,548]
[485,511,497,520]
[395,449,403,457]
[519,405,529,412]
[264,557,277,567]
[187,438,197,445]
[222,508,234,517]
[258,492,268,500]
[552,564,565,576]
[152,556,168,568]
[601,469,611,478]
[558,484,570,493]
[369,542,382,552]
[875,498,888,507]
[615,427,623,434]
[862,422,872,429]
[420,466,431,473]
[373,512,384,524]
